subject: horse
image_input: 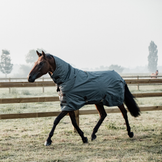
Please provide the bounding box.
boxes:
[151,70,158,78]
[28,51,140,146]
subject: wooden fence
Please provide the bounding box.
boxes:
[0,78,162,125]
[1,79,162,89]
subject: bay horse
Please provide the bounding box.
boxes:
[28,51,140,146]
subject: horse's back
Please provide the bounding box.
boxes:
[73,69,125,106]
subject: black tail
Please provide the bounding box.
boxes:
[124,84,140,117]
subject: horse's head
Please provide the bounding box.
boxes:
[28,51,56,82]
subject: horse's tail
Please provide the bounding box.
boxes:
[124,84,140,117]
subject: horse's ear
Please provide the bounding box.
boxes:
[36,51,42,57]
[42,51,46,58]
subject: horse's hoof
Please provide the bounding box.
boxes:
[128,132,134,138]
[44,140,52,146]
[91,134,97,141]
[83,137,88,143]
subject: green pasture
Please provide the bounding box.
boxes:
[0,84,162,161]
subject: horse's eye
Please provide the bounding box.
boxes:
[39,62,43,66]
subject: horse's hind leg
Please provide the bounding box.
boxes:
[118,104,134,138]
[69,111,88,143]
[91,104,107,141]
[45,111,68,146]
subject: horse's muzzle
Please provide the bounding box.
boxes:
[28,75,35,82]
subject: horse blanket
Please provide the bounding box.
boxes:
[50,55,126,111]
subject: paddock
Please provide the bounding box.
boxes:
[0,76,162,161]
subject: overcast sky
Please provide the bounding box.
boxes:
[0,0,162,69]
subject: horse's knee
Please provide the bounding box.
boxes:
[54,111,68,126]
[101,112,107,119]
[54,117,60,125]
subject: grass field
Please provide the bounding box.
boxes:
[0,84,162,161]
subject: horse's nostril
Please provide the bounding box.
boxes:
[28,75,33,82]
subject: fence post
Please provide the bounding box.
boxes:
[137,76,139,90]
[42,77,44,93]
[74,110,79,132]
[9,78,11,93]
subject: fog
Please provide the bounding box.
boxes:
[0,0,162,78]
[0,63,160,79]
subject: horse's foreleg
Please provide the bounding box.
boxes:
[45,111,68,146]
[118,104,134,138]
[69,111,88,143]
[91,104,107,141]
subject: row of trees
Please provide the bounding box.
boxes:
[0,41,159,77]
[0,49,44,77]
[95,41,158,73]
